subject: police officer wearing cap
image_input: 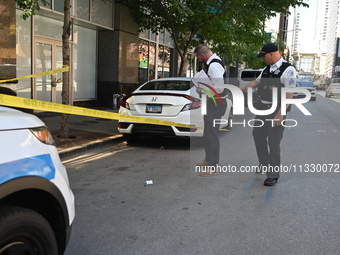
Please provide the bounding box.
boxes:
[241,43,297,186]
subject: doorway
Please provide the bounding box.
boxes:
[34,38,66,104]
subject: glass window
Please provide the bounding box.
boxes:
[38,0,51,9]
[0,1,16,82]
[34,15,63,39]
[139,30,149,39]
[150,31,157,42]
[138,40,149,83]
[164,47,172,77]
[159,30,165,44]
[157,45,172,78]
[77,0,90,20]
[73,25,96,99]
[140,80,190,91]
[296,81,314,87]
[164,30,174,47]
[91,0,113,27]
[16,10,32,98]
[157,45,164,78]
[54,0,64,13]
[149,42,156,79]
[35,42,52,102]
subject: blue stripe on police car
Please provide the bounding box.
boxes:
[0,154,56,184]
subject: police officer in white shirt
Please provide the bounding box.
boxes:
[241,43,297,186]
[194,44,227,176]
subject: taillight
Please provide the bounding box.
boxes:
[120,95,131,109]
[30,126,55,145]
[181,97,201,111]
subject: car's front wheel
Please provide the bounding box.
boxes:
[0,205,58,255]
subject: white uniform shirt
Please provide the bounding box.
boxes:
[256,57,297,88]
[206,53,225,93]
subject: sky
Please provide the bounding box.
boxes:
[297,0,318,53]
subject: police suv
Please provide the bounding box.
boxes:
[0,106,75,255]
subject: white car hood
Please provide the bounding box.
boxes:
[0,106,45,130]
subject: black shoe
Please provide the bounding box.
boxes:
[264,178,278,186]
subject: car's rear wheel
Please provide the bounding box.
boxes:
[123,134,141,143]
[0,205,58,255]
[311,96,316,101]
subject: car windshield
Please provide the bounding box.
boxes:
[241,71,262,81]
[331,85,340,88]
[296,81,314,87]
[140,80,191,91]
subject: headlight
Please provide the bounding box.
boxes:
[30,126,55,145]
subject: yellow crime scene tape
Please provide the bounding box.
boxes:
[0,66,70,84]
[0,67,199,129]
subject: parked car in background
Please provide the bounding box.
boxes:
[0,106,75,255]
[118,77,233,141]
[325,83,340,98]
[294,80,317,101]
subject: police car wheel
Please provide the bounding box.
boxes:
[0,205,58,255]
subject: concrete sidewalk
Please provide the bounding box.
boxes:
[37,109,123,159]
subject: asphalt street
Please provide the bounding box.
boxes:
[64,92,340,255]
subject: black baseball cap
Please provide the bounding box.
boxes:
[256,43,279,58]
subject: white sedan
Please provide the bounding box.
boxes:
[118,77,233,140]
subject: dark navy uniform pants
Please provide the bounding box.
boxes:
[252,109,285,178]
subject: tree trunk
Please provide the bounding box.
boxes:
[178,55,188,77]
[60,0,71,138]
[177,47,189,77]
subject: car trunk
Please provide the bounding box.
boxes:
[128,93,191,117]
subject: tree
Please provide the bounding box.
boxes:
[16,0,72,138]
[122,0,308,76]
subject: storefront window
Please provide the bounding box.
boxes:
[77,0,90,21]
[164,30,174,47]
[149,42,156,79]
[34,15,63,39]
[0,0,16,82]
[38,0,51,9]
[91,0,113,28]
[54,0,64,13]
[138,40,149,83]
[73,25,96,99]
[139,30,149,40]
[138,40,157,83]
[158,45,172,78]
[16,10,32,98]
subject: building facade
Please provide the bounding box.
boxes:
[0,0,196,108]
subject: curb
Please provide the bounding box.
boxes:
[58,134,124,160]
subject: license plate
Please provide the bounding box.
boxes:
[146,104,162,113]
